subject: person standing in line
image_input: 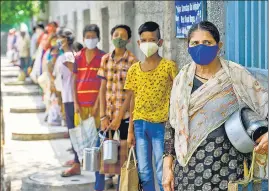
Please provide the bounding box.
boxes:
[162,21,268,191]
[97,24,138,191]
[50,28,78,176]
[125,21,179,191]
[62,24,106,180]
[17,29,30,79]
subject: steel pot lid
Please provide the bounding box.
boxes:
[224,107,267,153]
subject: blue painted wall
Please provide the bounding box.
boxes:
[225,1,268,70]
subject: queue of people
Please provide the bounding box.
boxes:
[11,19,268,191]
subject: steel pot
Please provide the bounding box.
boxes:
[103,140,119,164]
[83,147,100,172]
[225,107,268,153]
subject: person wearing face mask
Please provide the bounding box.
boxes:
[97,24,138,191]
[124,21,178,191]
[162,21,268,191]
[50,28,78,177]
[67,24,106,182]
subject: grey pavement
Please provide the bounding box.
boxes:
[1,57,117,191]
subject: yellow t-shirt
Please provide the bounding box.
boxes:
[124,58,179,123]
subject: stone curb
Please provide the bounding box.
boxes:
[1,74,18,78]
[10,107,46,113]
[12,132,68,141]
[4,81,34,86]
[21,176,94,191]
[21,170,113,191]
[1,92,41,96]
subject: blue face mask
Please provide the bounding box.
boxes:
[188,44,219,65]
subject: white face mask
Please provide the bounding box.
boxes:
[84,38,99,50]
[139,41,159,58]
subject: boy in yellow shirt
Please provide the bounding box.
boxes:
[124,21,178,191]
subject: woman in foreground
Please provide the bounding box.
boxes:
[162,21,268,191]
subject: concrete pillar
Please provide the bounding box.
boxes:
[163,1,177,61]
[207,1,226,56]
[121,1,135,54]
[76,10,84,44]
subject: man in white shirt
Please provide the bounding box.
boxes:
[17,30,30,76]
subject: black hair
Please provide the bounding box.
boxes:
[50,46,59,53]
[36,23,45,30]
[83,24,100,39]
[58,28,75,45]
[138,21,161,40]
[33,26,36,32]
[49,21,58,28]
[73,42,84,52]
[110,25,132,39]
[187,21,220,44]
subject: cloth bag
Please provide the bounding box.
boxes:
[119,146,139,191]
[69,116,98,163]
[228,151,268,191]
[100,131,128,175]
[37,71,50,91]
[17,71,26,81]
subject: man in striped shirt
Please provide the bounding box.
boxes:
[73,24,105,121]
[73,24,107,189]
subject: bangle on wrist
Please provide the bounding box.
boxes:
[162,153,176,160]
[100,116,107,121]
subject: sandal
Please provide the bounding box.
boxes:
[61,164,81,177]
[63,160,75,167]
[64,132,70,138]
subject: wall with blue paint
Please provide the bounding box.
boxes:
[225,1,268,70]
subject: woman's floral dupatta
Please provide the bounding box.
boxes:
[169,58,268,167]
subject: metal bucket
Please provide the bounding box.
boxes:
[83,147,100,172]
[103,140,119,164]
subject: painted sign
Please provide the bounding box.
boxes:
[175,1,206,38]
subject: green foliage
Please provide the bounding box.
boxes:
[1,0,47,25]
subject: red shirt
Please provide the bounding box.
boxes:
[74,48,106,107]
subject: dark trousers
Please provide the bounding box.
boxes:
[20,57,29,73]
[64,102,79,163]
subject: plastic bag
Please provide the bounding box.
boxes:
[47,93,62,126]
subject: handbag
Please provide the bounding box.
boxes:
[228,151,268,191]
[69,116,98,163]
[100,130,128,175]
[119,146,139,191]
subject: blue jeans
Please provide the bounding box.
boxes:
[94,135,105,191]
[134,120,165,191]
[20,57,29,73]
[64,102,79,163]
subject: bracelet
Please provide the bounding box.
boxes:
[100,116,107,121]
[162,153,176,160]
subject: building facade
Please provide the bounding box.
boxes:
[48,1,268,71]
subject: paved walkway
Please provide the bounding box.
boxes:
[1,57,117,191]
